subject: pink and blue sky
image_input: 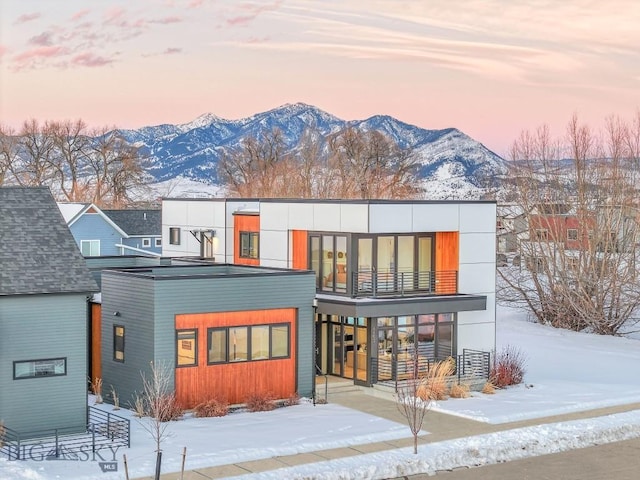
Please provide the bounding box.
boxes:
[1,0,639,156]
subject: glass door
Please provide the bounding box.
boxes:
[354,324,368,383]
[418,236,433,290]
[357,238,373,294]
[377,236,395,292]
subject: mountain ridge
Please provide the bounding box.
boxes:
[120,103,505,199]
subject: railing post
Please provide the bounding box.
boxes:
[55,429,59,458]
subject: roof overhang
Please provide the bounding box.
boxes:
[315,294,487,318]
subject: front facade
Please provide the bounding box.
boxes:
[99,264,315,407]
[162,199,497,387]
[0,188,98,435]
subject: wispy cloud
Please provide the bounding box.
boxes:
[142,47,183,58]
[28,31,56,47]
[225,0,283,27]
[149,16,182,25]
[13,45,68,70]
[71,9,91,21]
[71,52,114,67]
[14,12,41,25]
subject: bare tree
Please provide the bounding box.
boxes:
[328,127,421,199]
[0,124,19,186]
[499,114,640,335]
[49,119,93,202]
[136,361,181,480]
[395,351,432,454]
[218,128,288,197]
[86,127,149,207]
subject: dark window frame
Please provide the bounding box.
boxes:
[207,327,228,365]
[114,325,125,362]
[239,231,259,259]
[155,237,162,248]
[169,227,181,245]
[567,228,578,241]
[13,357,67,380]
[176,329,198,367]
[203,323,291,365]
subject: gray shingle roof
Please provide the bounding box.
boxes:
[101,209,161,236]
[0,187,98,295]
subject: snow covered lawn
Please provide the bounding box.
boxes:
[4,304,640,479]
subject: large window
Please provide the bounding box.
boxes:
[205,324,290,365]
[114,325,125,362]
[240,231,259,258]
[81,239,100,256]
[14,358,67,379]
[176,330,197,366]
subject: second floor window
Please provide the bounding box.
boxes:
[169,227,181,245]
[567,229,578,241]
[81,239,100,256]
[240,231,259,258]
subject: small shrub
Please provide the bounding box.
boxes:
[90,377,103,404]
[314,397,328,405]
[481,382,496,395]
[245,392,276,412]
[131,393,146,418]
[151,395,184,422]
[417,358,455,401]
[449,383,470,399]
[283,392,300,407]
[490,345,527,388]
[110,386,120,410]
[194,398,229,418]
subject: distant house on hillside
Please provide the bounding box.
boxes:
[0,187,98,435]
[57,202,161,257]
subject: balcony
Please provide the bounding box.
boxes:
[346,270,458,298]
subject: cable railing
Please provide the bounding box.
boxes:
[350,269,458,298]
[0,406,130,461]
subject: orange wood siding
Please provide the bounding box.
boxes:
[175,308,297,407]
[233,214,260,265]
[435,232,459,294]
[291,230,308,270]
[91,303,102,382]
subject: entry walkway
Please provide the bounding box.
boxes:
[134,391,640,479]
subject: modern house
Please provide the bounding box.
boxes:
[0,187,98,435]
[161,198,497,387]
[57,202,161,257]
[98,263,315,408]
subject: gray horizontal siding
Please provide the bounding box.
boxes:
[101,270,316,402]
[100,273,156,408]
[0,294,88,434]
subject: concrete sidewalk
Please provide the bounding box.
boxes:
[133,389,640,480]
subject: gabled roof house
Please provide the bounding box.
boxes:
[0,187,98,435]
[58,203,161,257]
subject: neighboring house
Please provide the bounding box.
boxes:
[0,187,98,435]
[102,209,162,255]
[96,263,315,408]
[496,204,528,254]
[57,203,161,257]
[162,198,496,388]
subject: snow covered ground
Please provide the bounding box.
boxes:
[3,304,640,479]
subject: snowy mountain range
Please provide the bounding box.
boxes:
[120,103,506,199]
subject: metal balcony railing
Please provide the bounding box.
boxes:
[349,269,458,298]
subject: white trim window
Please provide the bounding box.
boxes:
[81,239,100,256]
[155,238,162,248]
[142,238,151,248]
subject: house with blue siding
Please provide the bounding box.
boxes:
[58,203,161,257]
[0,187,98,436]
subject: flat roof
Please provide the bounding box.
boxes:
[102,263,313,281]
[162,197,497,205]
